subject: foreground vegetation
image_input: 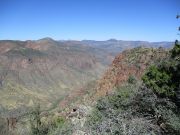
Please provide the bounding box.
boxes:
[84,43,180,135]
[86,82,180,134]
[142,42,180,101]
[37,43,180,135]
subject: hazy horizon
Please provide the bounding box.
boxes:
[0,37,174,43]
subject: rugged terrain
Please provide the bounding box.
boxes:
[45,45,177,135]
[0,38,175,135]
[59,45,179,135]
[95,47,169,97]
[0,38,173,113]
[0,38,114,115]
[81,43,180,135]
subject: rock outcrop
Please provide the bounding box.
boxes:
[95,47,169,97]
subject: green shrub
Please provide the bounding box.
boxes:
[48,121,73,135]
[30,105,49,135]
[29,105,74,135]
[171,43,180,58]
[55,117,65,128]
[128,75,137,84]
[142,43,180,101]
[85,108,103,129]
[142,65,175,97]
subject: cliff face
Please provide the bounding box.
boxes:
[95,47,169,97]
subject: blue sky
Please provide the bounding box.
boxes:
[0,0,179,41]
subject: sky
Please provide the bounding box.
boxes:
[0,0,179,41]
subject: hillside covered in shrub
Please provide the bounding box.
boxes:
[1,44,179,135]
[84,43,180,135]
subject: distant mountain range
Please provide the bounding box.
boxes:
[81,39,173,55]
[0,38,174,115]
